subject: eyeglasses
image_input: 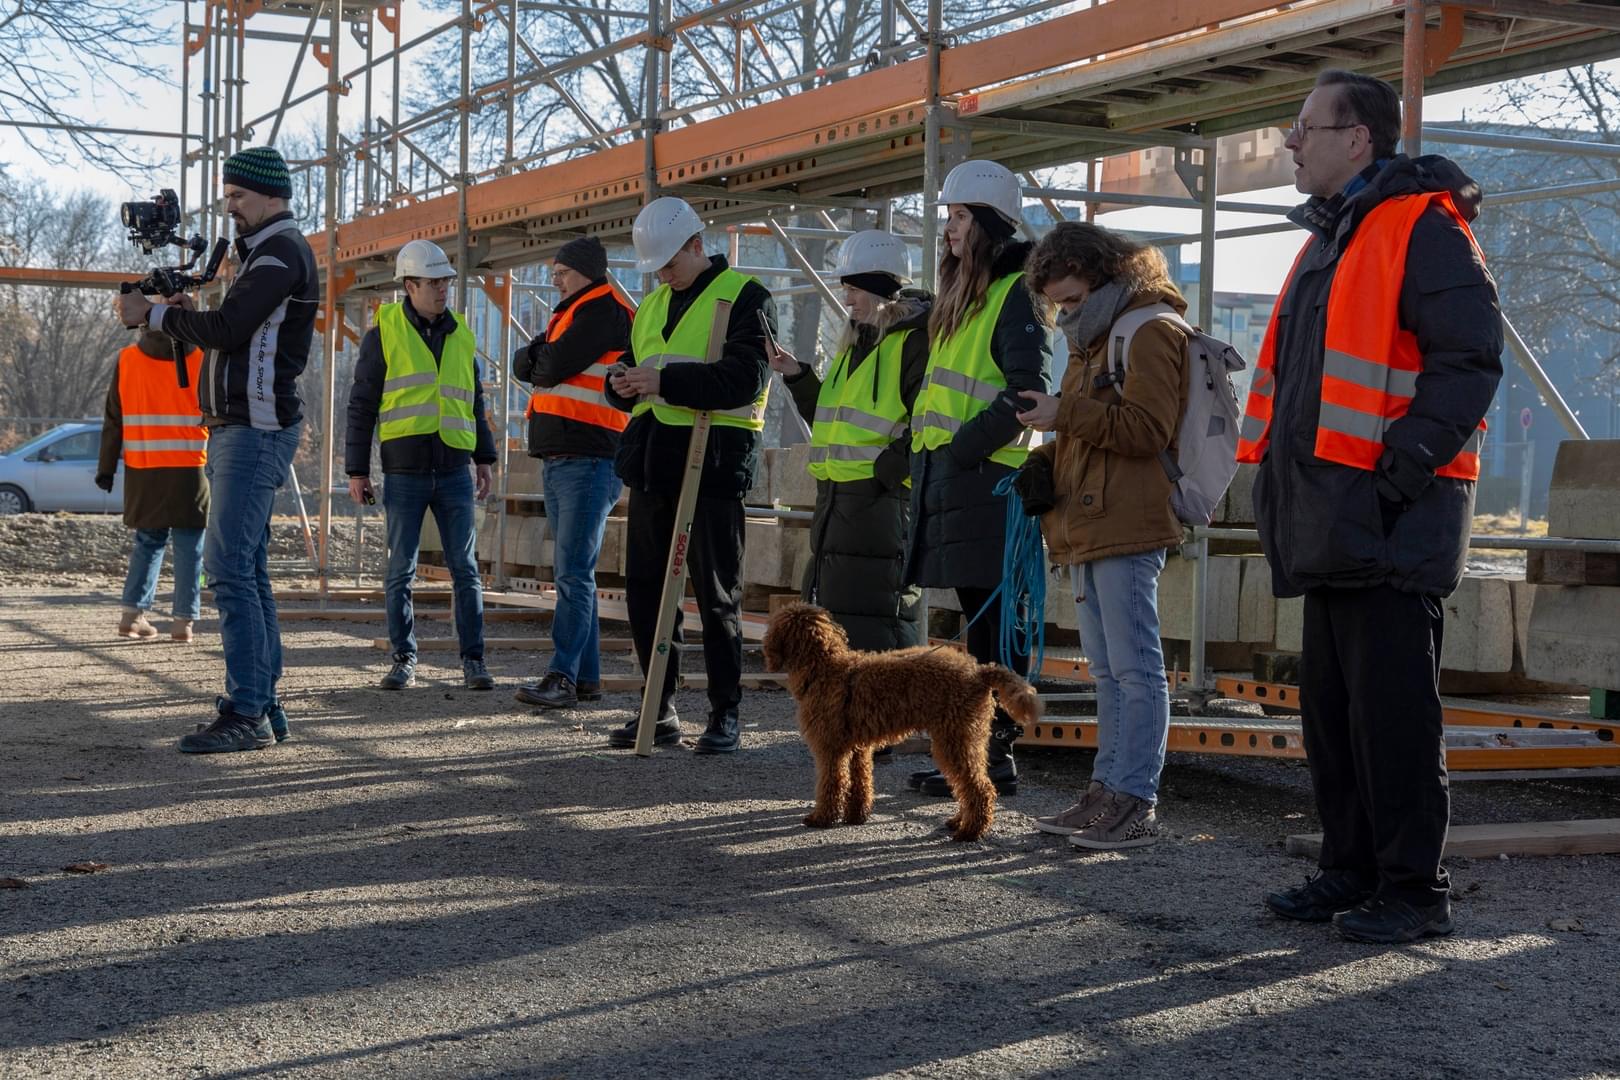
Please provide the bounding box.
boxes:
[1288,120,1362,141]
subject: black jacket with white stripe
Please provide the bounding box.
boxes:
[153,212,318,431]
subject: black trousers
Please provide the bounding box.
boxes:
[1300,585,1450,905]
[625,487,745,719]
[957,585,1029,736]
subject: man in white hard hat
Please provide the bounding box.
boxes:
[345,238,499,692]
[603,196,777,754]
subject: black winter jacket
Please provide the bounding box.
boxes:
[1252,155,1503,598]
[785,292,932,650]
[344,297,499,476]
[512,278,633,459]
[904,241,1052,590]
[603,255,777,500]
[154,213,318,431]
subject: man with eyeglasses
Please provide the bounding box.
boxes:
[1238,70,1502,943]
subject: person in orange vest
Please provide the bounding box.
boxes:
[96,329,209,644]
[511,237,634,709]
[1243,70,1503,944]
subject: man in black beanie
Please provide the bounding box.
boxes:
[511,236,635,709]
[115,145,319,754]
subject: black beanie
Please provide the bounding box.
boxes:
[840,272,902,299]
[555,236,608,280]
[967,202,1018,243]
[221,147,293,200]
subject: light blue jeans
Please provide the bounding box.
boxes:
[204,422,301,720]
[122,527,206,619]
[382,467,484,662]
[1071,548,1171,803]
[541,456,622,685]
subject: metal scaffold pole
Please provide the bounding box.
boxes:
[1403,0,1425,156]
[920,0,943,291]
[318,0,344,596]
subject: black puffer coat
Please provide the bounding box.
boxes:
[784,292,931,650]
[904,242,1052,590]
[1253,155,1503,598]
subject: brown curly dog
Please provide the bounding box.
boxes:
[763,602,1042,842]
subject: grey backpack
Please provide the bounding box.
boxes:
[1098,304,1246,527]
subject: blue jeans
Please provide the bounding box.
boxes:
[383,468,484,661]
[122,527,205,619]
[1071,548,1171,803]
[542,456,622,684]
[204,422,301,720]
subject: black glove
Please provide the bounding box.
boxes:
[94,473,115,492]
[1012,455,1056,517]
[1373,447,1430,536]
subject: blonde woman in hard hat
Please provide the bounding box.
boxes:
[766,229,930,680]
[904,160,1052,801]
[603,197,779,755]
[345,239,500,693]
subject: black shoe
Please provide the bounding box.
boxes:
[918,757,1017,797]
[906,768,938,790]
[1264,871,1377,923]
[180,708,273,754]
[607,713,682,749]
[462,658,495,691]
[694,711,741,755]
[576,680,603,702]
[515,672,577,709]
[267,700,291,743]
[872,745,896,764]
[380,656,416,690]
[1333,896,1454,943]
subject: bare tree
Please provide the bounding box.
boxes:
[0,1,169,170]
[0,179,139,420]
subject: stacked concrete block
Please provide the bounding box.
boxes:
[746,450,774,507]
[598,517,628,576]
[742,518,812,589]
[1156,552,1244,641]
[1437,576,1515,673]
[1215,463,1259,525]
[421,505,485,555]
[1526,438,1620,693]
[1274,595,1304,653]
[1546,440,1620,542]
[1237,556,1275,643]
[770,442,818,509]
[506,452,543,496]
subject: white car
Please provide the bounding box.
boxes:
[0,422,125,514]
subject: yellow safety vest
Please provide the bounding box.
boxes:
[911,271,1033,470]
[629,268,768,430]
[376,302,478,449]
[807,329,912,484]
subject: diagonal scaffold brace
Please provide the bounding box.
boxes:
[633,299,734,757]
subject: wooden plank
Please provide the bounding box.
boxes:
[369,635,756,651]
[1526,549,1620,586]
[1286,819,1620,859]
[596,673,787,692]
[280,607,543,622]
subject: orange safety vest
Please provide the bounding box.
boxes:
[118,344,208,469]
[1236,191,1486,481]
[525,282,635,432]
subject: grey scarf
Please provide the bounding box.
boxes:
[1055,278,1135,354]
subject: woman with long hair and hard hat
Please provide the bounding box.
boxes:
[904,159,1052,800]
[603,196,778,755]
[766,229,931,678]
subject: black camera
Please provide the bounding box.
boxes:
[120,188,229,388]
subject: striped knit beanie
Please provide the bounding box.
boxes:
[222,147,293,200]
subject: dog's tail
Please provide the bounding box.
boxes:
[978,664,1043,725]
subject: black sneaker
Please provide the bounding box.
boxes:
[1264,871,1377,923]
[576,680,604,702]
[380,657,416,690]
[607,714,681,749]
[906,768,939,791]
[1333,896,1454,944]
[693,711,741,755]
[462,658,495,691]
[179,708,273,754]
[267,700,291,743]
[515,672,577,709]
[918,758,1017,797]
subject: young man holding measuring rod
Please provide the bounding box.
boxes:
[604,197,777,755]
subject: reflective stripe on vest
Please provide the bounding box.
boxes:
[807,329,913,483]
[1237,192,1487,481]
[376,302,479,450]
[910,271,1034,469]
[526,282,635,433]
[118,344,208,469]
[628,268,769,430]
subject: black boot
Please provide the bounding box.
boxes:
[607,705,680,749]
[918,723,1020,797]
[694,709,741,755]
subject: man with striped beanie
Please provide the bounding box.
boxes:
[115,145,318,754]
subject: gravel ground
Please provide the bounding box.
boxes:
[2,575,1618,1080]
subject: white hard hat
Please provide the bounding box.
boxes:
[633,197,704,273]
[835,230,911,285]
[395,239,454,281]
[939,159,1022,229]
